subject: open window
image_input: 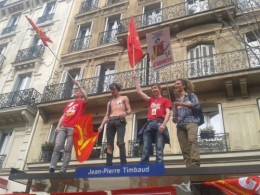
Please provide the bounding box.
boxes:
[102,14,121,44]
[188,44,215,77]
[142,2,162,26]
[1,14,20,35]
[94,63,115,93]
[245,31,260,67]
[0,131,12,155]
[56,67,84,99]
[186,0,209,15]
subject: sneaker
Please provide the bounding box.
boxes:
[49,168,55,173]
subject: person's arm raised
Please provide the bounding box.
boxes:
[133,74,150,102]
[73,79,88,103]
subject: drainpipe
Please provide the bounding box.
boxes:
[20,110,39,170]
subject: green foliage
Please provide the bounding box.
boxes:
[200,125,214,133]
[41,141,54,147]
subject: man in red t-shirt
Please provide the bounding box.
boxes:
[49,80,88,173]
[133,74,171,164]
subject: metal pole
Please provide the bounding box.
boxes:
[25,179,32,193]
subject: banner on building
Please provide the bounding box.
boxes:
[203,176,260,195]
[146,27,174,71]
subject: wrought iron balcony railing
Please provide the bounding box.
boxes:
[117,0,233,33]
[237,0,260,11]
[198,133,230,153]
[128,140,155,157]
[0,155,6,168]
[99,29,118,45]
[41,47,259,103]
[0,88,41,110]
[106,0,124,6]
[39,146,64,163]
[1,25,17,35]
[36,13,54,24]
[69,35,91,52]
[79,0,99,14]
[14,45,45,63]
[0,54,6,69]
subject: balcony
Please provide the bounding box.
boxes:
[99,29,118,45]
[0,155,6,169]
[237,0,260,11]
[41,47,260,103]
[69,36,91,52]
[36,13,54,24]
[105,0,125,6]
[1,25,17,35]
[0,88,41,110]
[0,54,6,69]
[117,0,233,34]
[78,0,99,14]
[14,45,45,63]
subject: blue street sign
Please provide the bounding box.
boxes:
[75,163,165,178]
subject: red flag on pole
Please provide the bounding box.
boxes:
[25,16,53,46]
[127,16,143,68]
[73,114,100,162]
[203,176,260,195]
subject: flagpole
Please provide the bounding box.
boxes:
[47,46,74,81]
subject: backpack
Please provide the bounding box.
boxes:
[187,93,204,126]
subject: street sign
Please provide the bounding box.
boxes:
[75,163,165,178]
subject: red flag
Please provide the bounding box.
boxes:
[25,16,53,46]
[127,16,143,68]
[203,176,260,195]
[73,114,100,162]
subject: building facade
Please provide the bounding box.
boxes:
[25,0,260,191]
[0,0,74,193]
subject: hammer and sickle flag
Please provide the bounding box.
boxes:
[73,114,100,162]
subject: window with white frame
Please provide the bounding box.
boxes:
[186,0,209,15]
[43,1,56,16]
[8,14,20,27]
[56,67,84,99]
[102,14,121,44]
[71,22,92,52]
[188,44,215,77]
[245,31,260,67]
[0,131,12,155]
[14,74,31,91]
[47,122,58,143]
[142,2,162,26]
[94,63,115,93]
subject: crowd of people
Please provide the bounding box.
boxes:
[48,76,202,173]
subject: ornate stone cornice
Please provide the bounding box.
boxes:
[61,45,124,64]
[101,1,129,16]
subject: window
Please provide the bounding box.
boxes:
[0,45,6,55]
[14,74,31,91]
[56,68,84,99]
[0,45,6,67]
[70,23,92,52]
[186,0,209,15]
[101,14,120,44]
[0,131,12,155]
[245,31,260,67]
[1,14,19,34]
[142,2,162,26]
[188,44,215,77]
[138,54,160,86]
[80,0,99,13]
[31,36,42,47]
[47,123,58,143]
[43,1,56,16]
[94,64,115,93]
[238,0,260,10]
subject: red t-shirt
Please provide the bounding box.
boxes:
[61,99,87,127]
[147,97,172,119]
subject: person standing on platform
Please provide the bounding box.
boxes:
[172,78,201,168]
[49,80,88,173]
[133,74,171,164]
[98,82,132,166]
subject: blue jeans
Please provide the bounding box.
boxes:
[140,120,165,164]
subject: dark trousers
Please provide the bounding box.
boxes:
[106,117,127,166]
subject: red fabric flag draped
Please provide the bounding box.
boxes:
[73,114,100,163]
[127,16,143,68]
[203,176,260,195]
[25,16,53,46]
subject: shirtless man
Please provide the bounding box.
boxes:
[98,82,131,166]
